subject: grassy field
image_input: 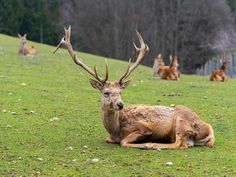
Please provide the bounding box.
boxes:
[1,33,236,177]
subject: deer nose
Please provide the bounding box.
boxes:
[117,102,124,110]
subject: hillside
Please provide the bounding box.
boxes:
[0,34,236,176]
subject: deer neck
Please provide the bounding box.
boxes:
[101,106,121,138]
[19,42,26,55]
[220,65,227,72]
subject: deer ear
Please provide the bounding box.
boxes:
[89,79,103,90]
[169,55,173,62]
[24,34,27,38]
[120,79,132,89]
[18,34,21,38]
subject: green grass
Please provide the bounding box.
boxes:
[0,33,236,177]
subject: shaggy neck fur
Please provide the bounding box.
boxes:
[101,106,121,140]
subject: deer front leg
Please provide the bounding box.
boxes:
[120,131,183,149]
[222,74,227,82]
[141,140,185,150]
[120,131,152,149]
[121,131,187,150]
[106,136,118,144]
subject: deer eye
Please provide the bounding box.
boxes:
[104,92,110,97]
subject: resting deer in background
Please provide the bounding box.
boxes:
[18,34,37,57]
[152,54,169,77]
[54,26,214,149]
[210,59,229,82]
[161,55,180,80]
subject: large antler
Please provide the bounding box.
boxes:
[53,26,108,85]
[118,30,149,85]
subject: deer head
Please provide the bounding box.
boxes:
[18,34,27,44]
[54,26,149,111]
[219,59,230,71]
[169,55,179,68]
[155,54,165,65]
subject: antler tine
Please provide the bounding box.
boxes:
[133,42,139,51]
[103,63,109,83]
[93,63,108,84]
[93,65,100,81]
[118,30,149,84]
[54,26,108,84]
[53,36,66,54]
[119,58,131,84]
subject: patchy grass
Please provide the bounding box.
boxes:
[0,33,236,176]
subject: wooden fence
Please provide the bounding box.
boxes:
[196,51,236,78]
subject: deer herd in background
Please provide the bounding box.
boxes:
[153,54,180,80]
[152,53,230,82]
[17,32,229,82]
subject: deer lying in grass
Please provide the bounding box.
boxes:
[161,55,180,80]
[54,26,215,149]
[210,59,229,82]
[18,34,37,56]
[152,54,169,77]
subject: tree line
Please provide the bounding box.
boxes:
[1,0,236,73]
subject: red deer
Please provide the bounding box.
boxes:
[161,55,180,80]
[153,54,169,77]
[18,34,37,56]
[210,59,229,81]
[54,26,214,149]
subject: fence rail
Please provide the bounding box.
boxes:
[196,51,236,78]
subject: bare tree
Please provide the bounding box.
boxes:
[59,0,235,73]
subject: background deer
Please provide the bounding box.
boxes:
[18,34,37,56]
[54,26,214,149]
[152,54,169,77]
[161,55,180,80]
[210,59,229,81]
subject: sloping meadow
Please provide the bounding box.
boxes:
[0,34,236,176]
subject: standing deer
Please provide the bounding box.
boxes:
[54,26,214,149]
[152,54,169,77]
[18,34,37,56]
[210,59,229,81]
[161,55,180,80]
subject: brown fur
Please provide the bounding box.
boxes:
[161,56,180,80]
[18,34,37,56]
[95,81,215,149]
[210,59,229,81]
[153,54,169,77]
